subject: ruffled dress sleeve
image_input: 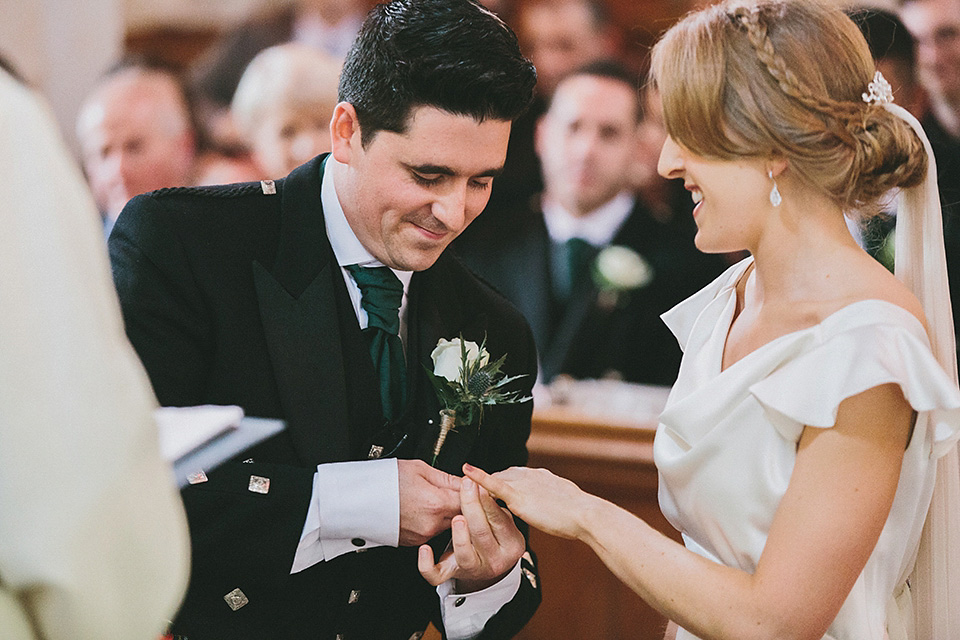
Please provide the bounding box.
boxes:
[748,301,960,458]
[661,257,753,352]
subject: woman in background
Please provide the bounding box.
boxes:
[466,1,960,638]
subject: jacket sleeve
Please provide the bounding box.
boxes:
[108,193,317,636]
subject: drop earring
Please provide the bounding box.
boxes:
[768,170,782,207]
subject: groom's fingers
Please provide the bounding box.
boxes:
[460,478,496,547]
[477,486,518,542]
[417,459,462,492]
[451,515,482,571]
[418,544,458,586]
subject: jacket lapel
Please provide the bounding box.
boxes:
[252,155,352,465]
[505,223,553,360]
[406,255,490,473]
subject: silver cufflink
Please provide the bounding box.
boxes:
[368,445,384,459]
[186,470,208,485]
[224,588,249,611]
[248,475,270,494]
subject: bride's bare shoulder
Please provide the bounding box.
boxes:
[844,255,927,329]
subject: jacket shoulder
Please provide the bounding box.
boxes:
[148,181,267,200]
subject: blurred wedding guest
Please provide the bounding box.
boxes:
[76,63,197,237]
[901,0,960,364]
[458,61,725,385]
[517,0,621,97]
[190,0,366,144]
[901,0,960,213]
[0,67,188,640]
[231,43,342,179]
[477,0,623,229]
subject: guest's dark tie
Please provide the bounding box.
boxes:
[345,265,406,422]
[565,237,595,296]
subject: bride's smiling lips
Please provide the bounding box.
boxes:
[685,183,704,216]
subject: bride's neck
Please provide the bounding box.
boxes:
[747,199,860,307]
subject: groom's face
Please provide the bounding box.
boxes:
[333,104,511,271]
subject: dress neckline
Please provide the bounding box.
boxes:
[715,258,927,375]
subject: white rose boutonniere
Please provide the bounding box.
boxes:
[431,337,489,382]
[592,245,653,310]
[424,336,530,466]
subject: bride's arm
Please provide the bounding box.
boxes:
[465,382,912,640]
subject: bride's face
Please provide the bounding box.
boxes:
[657,135,774,254]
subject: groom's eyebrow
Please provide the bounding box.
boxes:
[406,162,505,178]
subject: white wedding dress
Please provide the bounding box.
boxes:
[654,257,960,640]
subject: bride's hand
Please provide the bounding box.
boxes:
[463,463,594,540]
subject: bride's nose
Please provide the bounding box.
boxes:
[658,135,684,180]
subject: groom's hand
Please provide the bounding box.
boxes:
[417,476,525,591]
[398,459,462,546]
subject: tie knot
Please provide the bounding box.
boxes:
[346,265,403,335]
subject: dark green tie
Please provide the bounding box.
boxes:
[345,265,407,422]
[563,237,595,298]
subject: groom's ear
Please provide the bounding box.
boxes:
[331,102,362,164]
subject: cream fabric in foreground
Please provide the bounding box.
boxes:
[0,69,189,640]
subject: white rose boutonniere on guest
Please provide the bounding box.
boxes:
[425,336,530,466]
[592,245,653,310]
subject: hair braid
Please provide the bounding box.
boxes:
[653,0,928,214]
[730,6,862,146]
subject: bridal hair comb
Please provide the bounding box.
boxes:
[862,71,894,105]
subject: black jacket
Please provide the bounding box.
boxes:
[110,154,540,640]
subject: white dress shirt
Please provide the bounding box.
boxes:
[290,157,521,639]
[541,191,635,246]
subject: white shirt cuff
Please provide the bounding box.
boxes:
[437,560,522,640]
[290,458,399,573]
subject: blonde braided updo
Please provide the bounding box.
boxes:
[651,0,927,217]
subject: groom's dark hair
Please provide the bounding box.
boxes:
[338,0,537,147]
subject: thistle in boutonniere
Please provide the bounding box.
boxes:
[424,336,530,466]
[592,245,653,310]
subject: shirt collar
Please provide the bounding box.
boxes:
[321,156,413,289]
[541,191,635,247]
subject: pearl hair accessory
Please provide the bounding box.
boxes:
[862,71,894,105]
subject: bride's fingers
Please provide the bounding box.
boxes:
[463,463,516,503]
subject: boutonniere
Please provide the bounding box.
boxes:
[592,245,653,310]
[424,336,530,466]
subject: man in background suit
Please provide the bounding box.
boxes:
[110,1,540,638]
[76,62,198,238]
[458,61,725,386]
